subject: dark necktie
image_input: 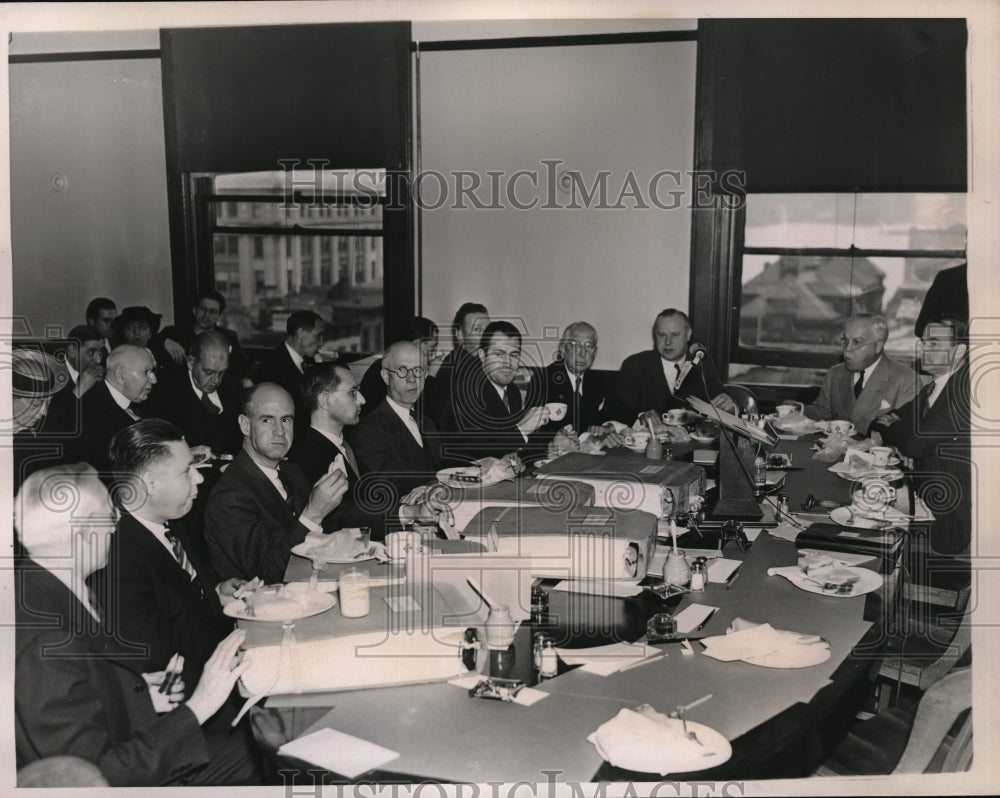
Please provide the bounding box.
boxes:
[165,526,196,581]
[200,391,220,415]
[276,464,297,511]
[920,381,936,417]
[127,402,141,420]
[300,356,315,373]
[340,440,360,476]
[853,370,865,399]
[502,388,511,413]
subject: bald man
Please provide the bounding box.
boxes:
[534,321,612,434]
[15,465,257,786]
[146,331,242,456]
[204,383,349,583]
[349,341,443,498]
[69,344,157,472]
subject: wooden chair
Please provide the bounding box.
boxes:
[813,667,972,776]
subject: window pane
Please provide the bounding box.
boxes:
[744,193,967,250]
[212,232,383,350]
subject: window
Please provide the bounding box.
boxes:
[194,169,387,350]
[726,193,966,386]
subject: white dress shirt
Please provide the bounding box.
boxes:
[106,380,140,420]
[188,369,222,412]
[386,396,423,447]
[661,358,684,394]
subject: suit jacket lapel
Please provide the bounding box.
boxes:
[235,450,299,523]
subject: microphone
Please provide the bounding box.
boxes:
[689,343,708,365]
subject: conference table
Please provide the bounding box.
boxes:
[241,434,903,783]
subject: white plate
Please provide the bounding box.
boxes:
[593,717,732,774]
[689,433,718,444]
[290,539,382,564]
[225,591,337,622]
[829,505,911,529]
[436,466,508,489]
[786,566,883,598]
[742,636,832,668]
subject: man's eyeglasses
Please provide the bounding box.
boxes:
[384,365,427,380]
[564,342,597,354]
[838,337,873,351]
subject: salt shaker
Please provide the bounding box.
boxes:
[776,494,790,521]
[539,639,558,679]
[689,557,707,592]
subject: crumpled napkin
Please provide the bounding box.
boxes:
[828,449,901,480]
[769,412,822,435]
[700,618,823,662]
[291,529,388,563]
[587,705,727,775]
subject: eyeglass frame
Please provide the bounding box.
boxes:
[382,364,427,380]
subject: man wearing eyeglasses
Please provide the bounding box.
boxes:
[349,341,442,497]
[535,322,610,434]
[803,314,921,434]
[288,362,446,538]
[870,316,971,555]
[68,344,158,472]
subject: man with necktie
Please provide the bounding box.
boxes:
[608,308,736,424]
[803,313,921,434]
[349,340,443,499]
[534,321,612,435]
[440,320,550,462]
[204,383,349,584]
[145,331,242,457]
[91,419,240,692]
[289,361,445,537]
[15,464,258,786]
[69,344,158,473]
[252,310,327,423]
[870,316,972,556]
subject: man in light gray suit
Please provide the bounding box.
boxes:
[804,313,922,433]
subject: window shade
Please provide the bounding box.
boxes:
[160,22,411,173]
[699,19,967,193]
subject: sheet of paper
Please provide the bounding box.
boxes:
[673,603,719,634]
[706,557,741,584]
[278,727,399,779]
[556,642,654,676]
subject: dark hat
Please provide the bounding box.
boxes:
[113,306,162,336]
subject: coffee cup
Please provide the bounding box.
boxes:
[385,530,416,560]
[853,480,897,511]
[829,420,855,436]
[663,408,687,424]
[545,402,568,422]
[624,430,650,447]
[869,446,893,467]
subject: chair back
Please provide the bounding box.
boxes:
[893,667,972,773]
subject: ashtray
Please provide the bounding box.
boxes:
[469,677,525,702]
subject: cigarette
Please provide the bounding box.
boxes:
[158,654,182,694]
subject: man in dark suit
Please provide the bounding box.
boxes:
[85,296,117,355]
[804,313,921,433]
[145,331,242,457]
[871,317,972,556]
[349,341,442,499]
[422,302,489,426]
[68,344,157,472]
[15,464,256,786]
[289,362,445,538]
[358,315,440,419]
[534,321,610,435]
[153,289,251,386]
[91,419,242,692]
[204,383,349,583]
[608,308,735,424]
[46,324,107,437]
[440,320,550,462]
[252,309,326,420]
